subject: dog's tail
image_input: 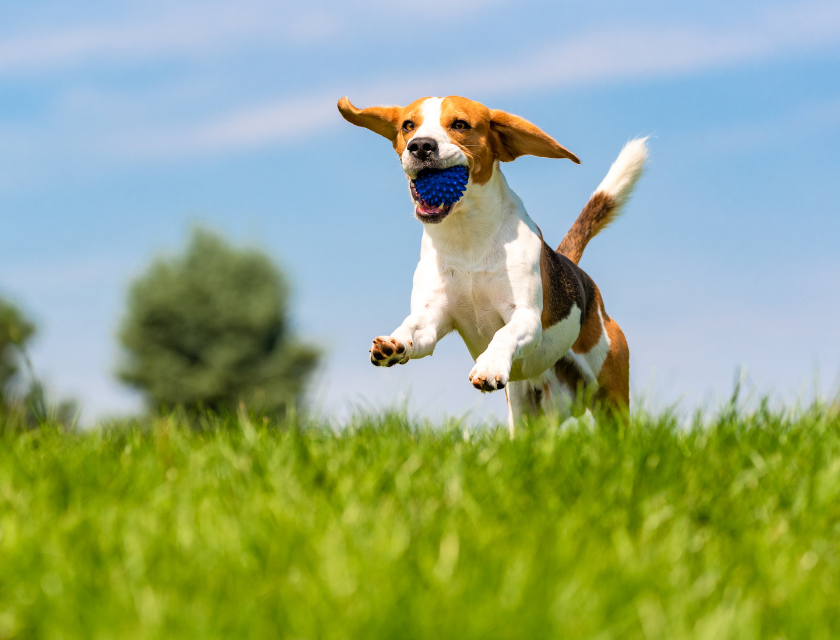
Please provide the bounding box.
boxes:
[557,137,648,265]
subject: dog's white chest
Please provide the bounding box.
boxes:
[444,268,507,359]
[417,208,545,361]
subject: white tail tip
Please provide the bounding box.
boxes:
[593,137,649,208]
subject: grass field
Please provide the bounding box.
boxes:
[2,402,840,639]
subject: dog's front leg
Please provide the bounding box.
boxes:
[369,262,451,367]
[468,308,542,392]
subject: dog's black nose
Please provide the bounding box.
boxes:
[407,137,438,161]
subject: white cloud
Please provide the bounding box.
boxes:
[109,0,840,157]
[0,0,506,77]
[482,0,840,92]
[116,93,341,158]
[0,2,340,75]
[1,1,838,163]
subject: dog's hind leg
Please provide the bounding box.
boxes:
[506,380,541,438]
[565,283,629,414]
[595,317,630,411]
[506,371,575,437]
[505,388,515,439]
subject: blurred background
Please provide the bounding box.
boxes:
[1,0,839,424]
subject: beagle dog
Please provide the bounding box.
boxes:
[338,95,647,435]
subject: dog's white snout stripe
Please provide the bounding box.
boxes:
[414,97,446,143]
[401,97,467,176]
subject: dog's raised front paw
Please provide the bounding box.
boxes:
[468,355,510,393]
[370,336,408,367]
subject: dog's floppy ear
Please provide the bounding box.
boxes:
[337,97,402,142]
[489,109,580,164]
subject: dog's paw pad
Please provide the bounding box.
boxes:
[370,336,408,367]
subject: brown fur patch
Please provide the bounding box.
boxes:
[337,97,402,142]
[557,192,617,265]
[337,96,429,156]
[488,109,580,165]
[441,96,579,184]
[538,236,592,330]
[572,286,605,354]
[391,97,429,156]
[595,318,630,409]
[439,96,498,184]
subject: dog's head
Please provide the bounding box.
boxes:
[337,95,579,224]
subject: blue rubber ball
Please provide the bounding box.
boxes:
[414,165,469,207]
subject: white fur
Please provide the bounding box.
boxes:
[593,137,648,209]
[513,305,581,381]
[391,164,550,392]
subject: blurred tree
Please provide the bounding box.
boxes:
[0,298,36,393]
[118,228,320,415]
[0,298,77,430]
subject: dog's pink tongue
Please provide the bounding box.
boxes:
[417,201,443,215]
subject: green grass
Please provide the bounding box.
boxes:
[2,403,840,639]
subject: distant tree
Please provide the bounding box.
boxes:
[0,298,36,394]
[118,228,320,416]
[0,298,77,429]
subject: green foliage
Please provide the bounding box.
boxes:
[0,297,35,392]
[0,298,78,432]
[118,229,319,415]
[2,404,840,638]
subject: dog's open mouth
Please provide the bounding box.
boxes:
[409,165,469,224]
[410,180,453,222]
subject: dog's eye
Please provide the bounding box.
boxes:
[402,120,415,131]
[451,120,471,130]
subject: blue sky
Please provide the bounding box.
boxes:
[1,0,839,422]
